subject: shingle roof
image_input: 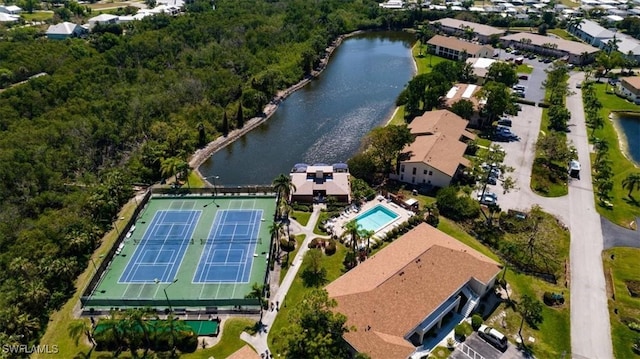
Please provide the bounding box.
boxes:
[434,18,504,37]
[227,345,260,359]
[46,22,79,35]
[621,76,640,91]
[402,110,474,176]
[326,223,502,359]
[500,32,599,55]
[427,35,491,55]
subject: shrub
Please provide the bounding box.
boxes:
[454,322,472,341]
[292,202,312,212]
[628,321,640,332]
[280,238,295,252]
[325,239,337,255]
[471,314,483,331]
[308,238,320,248]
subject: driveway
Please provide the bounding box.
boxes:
[449,333,530,359]
[565,72,613,359]
[601,216,640,249]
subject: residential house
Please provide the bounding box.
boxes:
[617,77,640,104]
[500,32,599,64]
[427,35,494,61]
[442,83,485,126]
[390,110,475,188]
[566,19,640,61]
[379,0,404,8]
[432,18,504,43]
[87,14,119,28]
[0,12,18,22]
[0,5,21,14]
[46,22,87,40]
[289,163,351,203]
[326,222,502,359]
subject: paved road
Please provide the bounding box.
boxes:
[601,215,640,249]
[565,72,613,359]
[491,71,613,359]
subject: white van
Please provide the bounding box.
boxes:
[478,324,508,351]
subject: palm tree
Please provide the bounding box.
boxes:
[97,310,125,357]
[361,229,375,255]
[605,35,621,55]
[123,308,154,357]
[567,16,584,34]
[272,173,296,218]
[160,156,182,183]
[245,283,265,320]
[343,220,361,267]
[68,320,95,348]
[155,315,192,356]
[623,173,640,197]
[580,51,591,67]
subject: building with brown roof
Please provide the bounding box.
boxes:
[500,32,599,64]
[326,223,502,359]
[227,345,261,359]
[617,77,640,104]
[432,18,504,44]
[442,83,485,126]
[390,110,475,189]
[427,35,494,61]
[289,163,351,203]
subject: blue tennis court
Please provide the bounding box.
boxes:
[193,209,263,283]
[119,210,201,284]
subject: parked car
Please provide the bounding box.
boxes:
[497,118,512,127]
[513,85,526,91]
[478,194,497,205]
[487,176,497,185]
[514,91,526,98]
[477,192,498,201]
[519,74,528,80]
[569,159,581,179]
[478,325,508,351]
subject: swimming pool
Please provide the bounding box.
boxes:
[355,205,400,233]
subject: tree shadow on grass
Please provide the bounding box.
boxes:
[301,267,327,288]
[622,195,640,208]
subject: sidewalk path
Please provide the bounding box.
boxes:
[240,205,329,356]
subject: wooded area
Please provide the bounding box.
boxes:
[0,0,431,351]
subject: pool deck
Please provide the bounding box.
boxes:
[327,198,416,246]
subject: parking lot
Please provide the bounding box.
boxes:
[493,49,551,104]
[449,333,531,359]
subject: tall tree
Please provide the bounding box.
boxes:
[450,99,475,120]
[281,288,350,359]
[343,219,361,268]
[365,124,414,177]
[518,294,544,345]
[622,172,640,197]
[272,173,296,212]
[486,61,519,87]
[68,320,95,348]
[475,81,514,126]
[222,111,229,137]
[236,100,244,129]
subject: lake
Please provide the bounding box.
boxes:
[615,112,640,164]
[199,31,415,186]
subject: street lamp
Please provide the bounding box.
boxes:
[203,175,220,208]
[155,278,179,313]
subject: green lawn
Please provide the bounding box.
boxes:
[438,214,571,358]
[181,318,257,359]
[279,235,305,282]
[34,200,141,359]
[516,64,533,74]
[291,210,311,226]
[188,171,207,188]
[603,248,640,359]
[268,243,348,356]
[21,11,53,22]
[589,83,640,227]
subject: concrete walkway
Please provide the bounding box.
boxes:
[240,204,329,357]
[565,72,613,359]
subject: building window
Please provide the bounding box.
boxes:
[423,169,427,175]
[429,171,433,176]
[400,174,404,181]
[422,179,426,183]
[412,168,416,175]
[401,165,405,173]
[428,180,431,184]
[412,177,415,184]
